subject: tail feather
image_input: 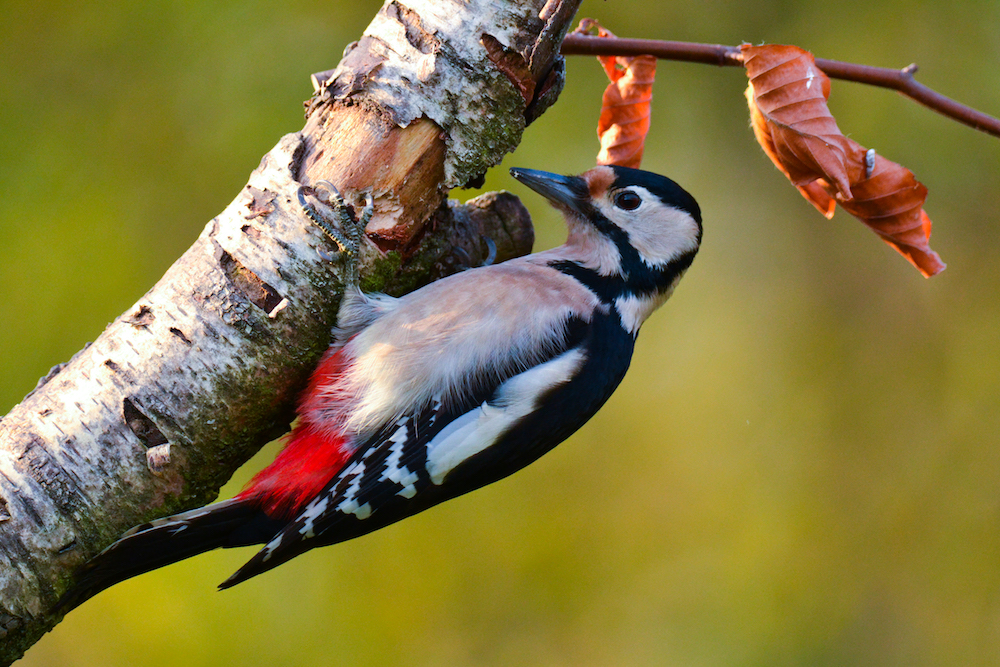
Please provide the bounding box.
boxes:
[57,498,282,612]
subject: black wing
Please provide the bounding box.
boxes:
[220,309,634,588]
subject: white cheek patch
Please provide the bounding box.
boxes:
[597,186,700,267]
[425,347,586,485]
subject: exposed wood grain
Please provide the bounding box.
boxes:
[300,108,446,248]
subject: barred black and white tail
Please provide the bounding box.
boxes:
[57,499,282,612]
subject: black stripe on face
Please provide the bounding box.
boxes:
[553,193,697,301]
[549,260,620,303]
[549,244,697,306]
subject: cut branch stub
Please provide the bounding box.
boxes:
[303,0,578,248]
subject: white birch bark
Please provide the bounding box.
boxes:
[0,0,580,662]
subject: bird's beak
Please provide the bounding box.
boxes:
[510,168,590,216]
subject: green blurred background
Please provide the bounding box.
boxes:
[3,0,1000,665]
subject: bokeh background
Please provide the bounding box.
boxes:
[3,1,1000,665]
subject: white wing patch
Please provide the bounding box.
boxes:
[335,461,373,519]
[425,347,586,485]
[380,419,419,499]
[298,495,330,539]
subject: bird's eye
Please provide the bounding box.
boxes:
[614,191,642,210]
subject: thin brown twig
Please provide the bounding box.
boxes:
[561,33,1000,139]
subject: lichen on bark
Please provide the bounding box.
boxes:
[0,0,580,662]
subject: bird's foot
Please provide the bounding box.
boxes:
[297,181,374,285]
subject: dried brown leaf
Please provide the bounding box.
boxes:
[743,43,945,277]
[835,144,945,277]
[743,44,864,200]
[576,19,655,168]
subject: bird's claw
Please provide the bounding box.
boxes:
[481,237,497,267]
[297,182,374,286]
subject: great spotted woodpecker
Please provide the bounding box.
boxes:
[61,165,701,607]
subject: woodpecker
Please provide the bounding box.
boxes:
[61,164,701,609]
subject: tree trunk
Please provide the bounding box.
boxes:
[0,0,580,662]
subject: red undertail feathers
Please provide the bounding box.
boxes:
[238,347,352,518]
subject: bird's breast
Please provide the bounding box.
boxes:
[321,260,603,438]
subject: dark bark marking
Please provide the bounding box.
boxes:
[122,398,168,450]
[217,249,285,315]
[481,33,535,104]
[386,1,439,54]
[168,328,192,345]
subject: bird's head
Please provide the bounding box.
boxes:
[510,165,701,277]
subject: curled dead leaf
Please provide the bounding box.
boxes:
[833,144,945,277]
[743,44,864,202]
[743,43,945,277]
[576,19,656,168]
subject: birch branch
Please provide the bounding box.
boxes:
[0,0,580,662]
